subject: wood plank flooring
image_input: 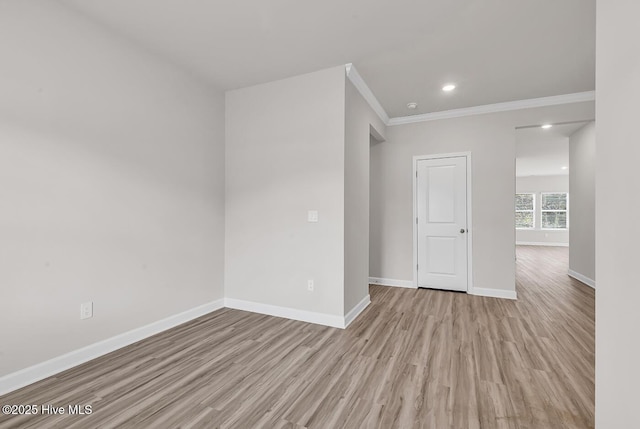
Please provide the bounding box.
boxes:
[0,245,594,428]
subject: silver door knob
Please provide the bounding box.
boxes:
[460,228,466,233]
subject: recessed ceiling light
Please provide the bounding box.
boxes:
[541,124,553,129]
[561,166,568,170]
[442,84,456,92]
[407,102,418,109]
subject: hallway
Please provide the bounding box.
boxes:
[0,246,594,428]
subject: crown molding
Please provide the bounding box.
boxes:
[344,64,593,127]
[345,63,390,125]
[387,91,596,126]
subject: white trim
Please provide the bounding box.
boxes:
[224,298,345,329]
[345,63,390,125]
[413,158,418,288]
[342,66,593,127]
[342,65,593,128]
[568,270,596,289]
[369,277,416,289]
[466,155,473,293]
[388,91,596,126]
[469,287,518,300]
[344,295,371,328]
[0,299,225,396]
[413,152,473,292]
[516,241,569,247]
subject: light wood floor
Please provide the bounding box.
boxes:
[0,246,594,428]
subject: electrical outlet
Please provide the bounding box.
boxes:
[307,279,314,291]
[80,302,93,319]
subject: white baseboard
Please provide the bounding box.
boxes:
[516,241,569,247]
[224,298,345,329]
[1,294,371,396]
[568,270,596,289]
[369,277,416,289]
[0,299,225,396]
[468,287,518,300]
[344,295,371,328]
[369,278,517,300]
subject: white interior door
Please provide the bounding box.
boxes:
[416,156,468,291]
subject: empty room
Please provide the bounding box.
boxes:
[0,1,637,428]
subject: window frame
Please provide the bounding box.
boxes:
[540,192,569,230]
[515,193,536,230]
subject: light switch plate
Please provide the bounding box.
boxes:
[80,302,93,319]
[307,210,319,222]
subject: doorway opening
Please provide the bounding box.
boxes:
[515,120,595,289]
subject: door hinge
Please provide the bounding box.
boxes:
[416,217,418,224]
[416,264,419,270]
[416,171,418,178]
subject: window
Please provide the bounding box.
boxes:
[541,193,568,229]
[515,193,535,229]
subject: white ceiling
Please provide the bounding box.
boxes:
[60,0,595,118]
[516,122,589,177]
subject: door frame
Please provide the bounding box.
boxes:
[413,152,473,290]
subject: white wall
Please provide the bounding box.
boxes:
[0,1,225,377]
[344,79,386,313]
[569,121,595,283]
[369,102,595,293]
[515,175,570,245]
[369,135,384,281]
[596,1,640,426]
[225,66,346,317]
